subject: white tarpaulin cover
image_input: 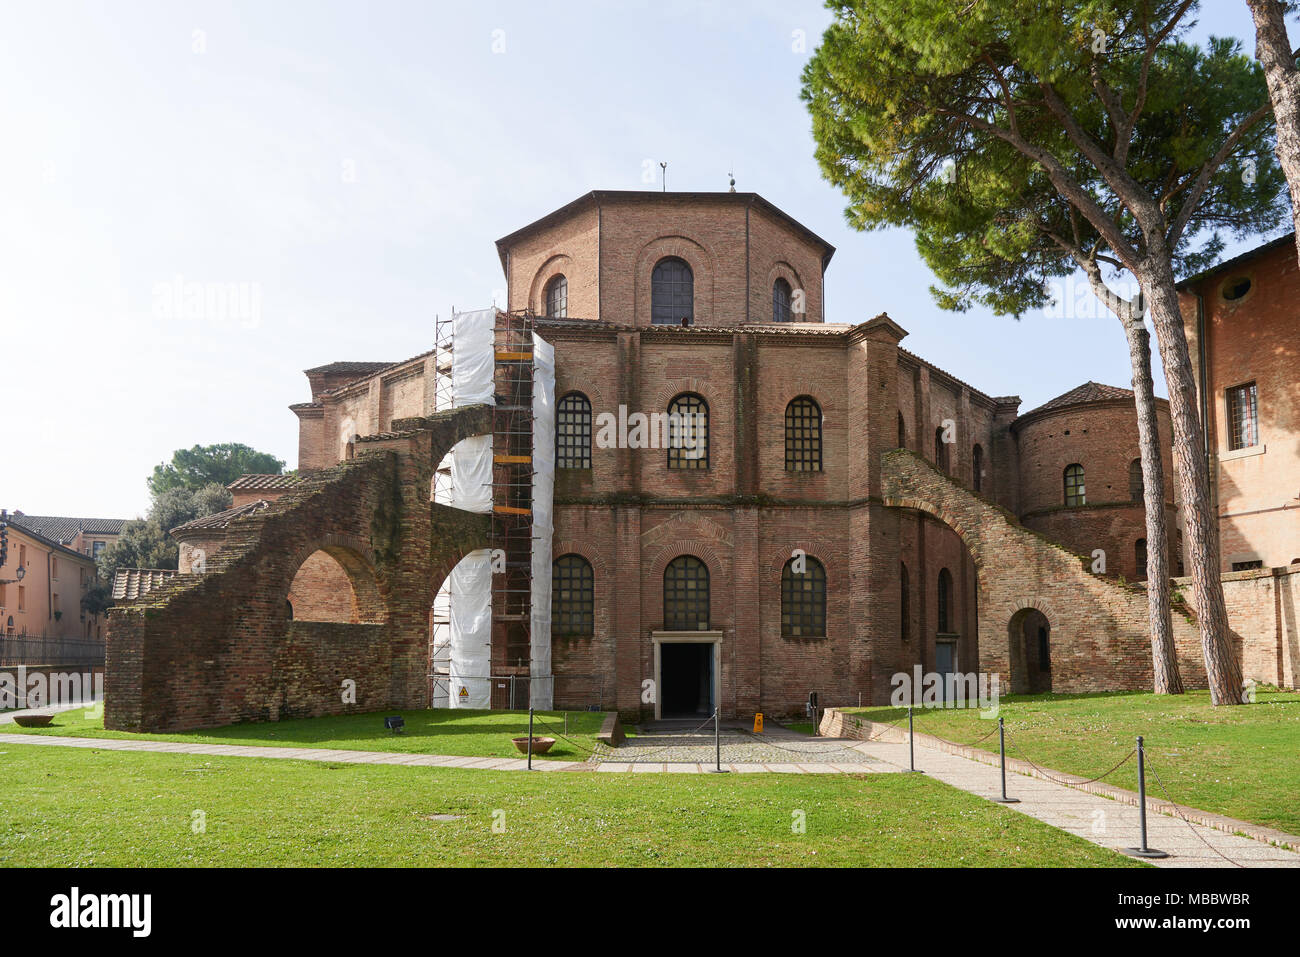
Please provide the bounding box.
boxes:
[447,549,493,708]
[452,308,496,407]
[529,332,556,709]
[446,308,497,708]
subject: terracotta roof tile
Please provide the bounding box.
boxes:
[112,568,179,600]
[226,473,301,492]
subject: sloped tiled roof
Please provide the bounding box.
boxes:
[1025,381,1134,416]
[9,513,127,543]
[170,500,270,536]
[304,361,397,375]
[112,568,178,600]
[227,473,301,492]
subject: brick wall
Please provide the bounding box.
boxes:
[1179,564,1300,689]
[105,406,492,732]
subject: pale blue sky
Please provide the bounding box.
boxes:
[0,0,1275,517]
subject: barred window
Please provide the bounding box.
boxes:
[545,275,568,318]
[772,278,793,322]
[651,257,694,325]
[552,554,594,636]
[1227,382,1258,450]
[785,396,822,471]
[937,567,954,634]
[667,393,708,469]
[1129,458,1144,503]
[664,555,709,630]
[972,444,984,493]
[556,393,592,469]
[1064,463,1086,506]
[899,562,910,643]
[782,556,826,638]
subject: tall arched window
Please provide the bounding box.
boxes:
[1128,458,1144,502]
[664,555,709,630]
[1135,539,1148,581]
[785,396,822,471]
[935,427,949,472]
[772,278,793,322]
[1064,463,1086,505]
[667,393,708,469]
[781,555,827,637]
[556,392,592,469]
[899,562,910,643]
[937,568,954,634]
[651,257,694,325]
[552,554,594,636]
[897,412,907,449]
[972,444,984,493]
[544,275,568,318]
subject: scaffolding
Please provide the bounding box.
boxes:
[429,309,544,704]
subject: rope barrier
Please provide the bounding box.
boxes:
[591,711,722,763]
[525,713,603,758]
[1145,759,1245,868]
[1004,734,1136,787]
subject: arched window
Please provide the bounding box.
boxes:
[785,396,822,471]
[781,555,827,637]
[651,257,694,325]
[664,555,709,630]
[1135,538,1148,581]
[972,444,984,493]
[937,567,954,634]
[897,412,907,449]
[556,392,592,469]
[899,562,910,643]
[667,393,708,469]
[1064,463,1086,505]
[1128,458,1144,502]
[552,554,594,636]
[544,275,568,318]
[935,427,949,472]
[772,278,793,322]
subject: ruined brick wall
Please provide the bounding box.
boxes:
[1179,564,1300,689]
[106,406,492,732]
[287,550,358,622]
[882,448,1209,695]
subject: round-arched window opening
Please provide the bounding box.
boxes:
[1221,276,1252,301]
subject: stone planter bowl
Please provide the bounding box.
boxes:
[512,736,555,755]
[12,714,55,728]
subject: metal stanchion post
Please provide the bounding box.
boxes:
[901,705,923,773]
[707,707,728,772]
[1123,735,1168,858]
[528,707,534,771]
[991,716,1019,803]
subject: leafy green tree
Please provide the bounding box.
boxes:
[803,0,1286,703]
[148,442,285,496]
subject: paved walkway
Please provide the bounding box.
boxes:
[594,721,882,770]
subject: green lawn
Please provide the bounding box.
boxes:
[0,708,605,762]
[0,743,1143,867]
[847,689,1300,835]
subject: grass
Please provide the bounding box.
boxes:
[0,707,605,762]
[846,689,1300,835]
[783,721,815,736]
[0,743,1144,867]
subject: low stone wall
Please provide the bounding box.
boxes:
[1176,564,1300,689]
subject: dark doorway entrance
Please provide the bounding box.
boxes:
[660,642,713,717]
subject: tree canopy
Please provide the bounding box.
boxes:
[148,442,285,496]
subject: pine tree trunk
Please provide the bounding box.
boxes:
[1142,265,1244,704]
[1247,0,1300,267]
[1121,314,1184,694]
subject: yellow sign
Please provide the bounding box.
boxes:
[458,686,469,700]
[753,713,764,733]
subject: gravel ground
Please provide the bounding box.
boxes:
[596,727,880,765]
